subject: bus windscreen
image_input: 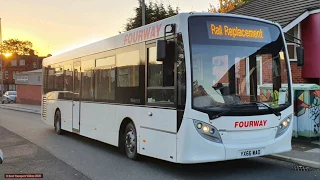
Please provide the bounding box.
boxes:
[188,16,291,116]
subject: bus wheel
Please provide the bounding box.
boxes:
[54,110,62,135]
[124,122,139,160]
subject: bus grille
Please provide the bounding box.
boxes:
[42,96,47,120]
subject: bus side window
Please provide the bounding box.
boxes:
[147,46,174,105]
[63,62,73,100]
[148,47,163,87]
[177,35,186,108]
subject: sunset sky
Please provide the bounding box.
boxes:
[0,0,218,56]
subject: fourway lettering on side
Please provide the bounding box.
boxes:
[123,24,163,46]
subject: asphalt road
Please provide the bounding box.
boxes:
[0,126,89,180]
[0,109,319,180]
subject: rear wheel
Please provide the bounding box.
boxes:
[54,110,62,135]
[124,122,139,160]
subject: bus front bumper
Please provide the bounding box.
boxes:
[176,119,292,164]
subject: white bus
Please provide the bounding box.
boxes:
[41,13,302,164]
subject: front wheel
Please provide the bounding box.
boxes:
[124,123,139,160]
[54,110,63,135]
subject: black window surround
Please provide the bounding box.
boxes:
[43,35,186,110]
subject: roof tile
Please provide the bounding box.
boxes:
[230,0,320,27]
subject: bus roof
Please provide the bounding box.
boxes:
[43,12,280,66]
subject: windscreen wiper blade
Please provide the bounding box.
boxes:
[210,108,233,120]
[251,102,281,116]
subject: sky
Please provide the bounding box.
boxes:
[0,0,218,56]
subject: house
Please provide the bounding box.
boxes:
[230,0,320,85]
[0,53,44,92]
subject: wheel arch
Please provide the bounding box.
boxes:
[54,108,61,128]
[118,117,136,151]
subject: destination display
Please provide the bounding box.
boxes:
[206,21,271,43]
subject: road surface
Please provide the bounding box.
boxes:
[0,126,89,180]
[0,109,319,180]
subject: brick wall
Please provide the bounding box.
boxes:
[290,62,310,84]
[16,85,42,105]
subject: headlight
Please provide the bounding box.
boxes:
[275,115,292,138]
[193,120,222,143]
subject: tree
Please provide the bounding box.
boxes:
[0,39,36,55]
[125,0,179,31]
[209,0,252,13]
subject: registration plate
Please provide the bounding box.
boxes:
[240,149,262,157]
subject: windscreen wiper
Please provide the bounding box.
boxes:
[250,102,281,116]
[210,108,233,120]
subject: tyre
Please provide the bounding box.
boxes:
[124,122,139,160]
[54,110,63,135]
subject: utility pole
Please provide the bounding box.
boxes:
[0,18,3,95]
[142,0,146,26]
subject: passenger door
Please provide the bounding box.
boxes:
[72,61,81,132]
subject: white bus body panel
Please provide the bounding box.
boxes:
[60,101,73,132]
[177,118,292,163]
[42,15,183,67]
[44,100,73,132]
[137,108,177,162]
[41,13,293,164]
[176,106,293,163]
[72,101,80,130]
[79,103,118,146]
[44,100,56,127]
[53,101,178,156]
[43,100,178,159]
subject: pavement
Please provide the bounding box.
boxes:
[268,139,320,169]
[0,126,90,180]
[0,103,41,114]
[0,103,319,170]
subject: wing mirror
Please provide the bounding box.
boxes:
[156,40,167,61]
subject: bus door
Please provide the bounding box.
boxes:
[72,60,81,132]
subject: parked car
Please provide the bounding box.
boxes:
[2,91,17,104]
